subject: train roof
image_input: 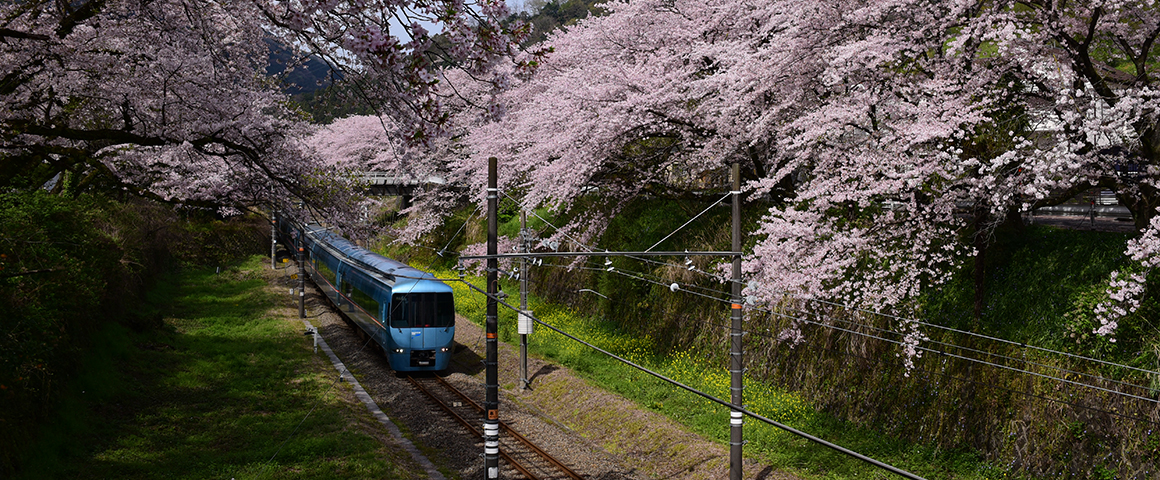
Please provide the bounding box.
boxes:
[304,224,438,283]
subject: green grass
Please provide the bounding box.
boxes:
[389,197,1155,478]
[16,256,420,480]
[439,266,994,480]
[923,225,1158,362]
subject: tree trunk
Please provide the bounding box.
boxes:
[1129,183,1159,230]
[972,209,990,326]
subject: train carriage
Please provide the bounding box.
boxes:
[277,217,455,372]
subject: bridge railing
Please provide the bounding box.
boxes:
[354,172,447,187]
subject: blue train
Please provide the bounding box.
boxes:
[277,217,455,372]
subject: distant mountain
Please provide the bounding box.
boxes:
[265,37,338,95]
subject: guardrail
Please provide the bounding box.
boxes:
[355,172,447,186]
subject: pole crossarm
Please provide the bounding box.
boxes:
[458,251,742,261]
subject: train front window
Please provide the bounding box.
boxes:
[390,293,455,328]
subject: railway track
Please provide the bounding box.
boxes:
[406,374,585,480]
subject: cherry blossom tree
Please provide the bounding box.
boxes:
[712,0,1160,339]
[0,0,540,236]
[962,0,1160,338]
[0,0,334,215]
[255,0,548,145]
[449,0,761,252]
[425,0,1160,341]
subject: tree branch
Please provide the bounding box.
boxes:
[0,28,50,41]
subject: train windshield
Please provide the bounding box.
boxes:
[390,292,455,328]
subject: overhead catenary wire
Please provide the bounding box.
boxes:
[480,190,1160,421]
[509,261,1160,433]
[562,253,1160,399]
[439,203,483,256]
[698,314,1160,428]
[644,192,732,252]
[674,307,1160,431]
[446,275,928,480]
[576,270,1160,427]
[782,294,1160,378]
[749,304,1160,405]
[500,187,1157,383]
[541,258,1160,404]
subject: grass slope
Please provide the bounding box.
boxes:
[16,256,421,480]
[438,266,989,480]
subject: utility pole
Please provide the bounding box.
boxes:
[271,215,277,269]
[519,209,531,390]
[729,162,744,480]
[484,157,500,479]
[298,241,306,319]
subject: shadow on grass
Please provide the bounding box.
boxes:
[18,265,409,480]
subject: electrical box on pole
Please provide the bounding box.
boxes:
[518,310,535,335]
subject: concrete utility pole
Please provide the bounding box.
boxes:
[519,209,531,390]
[484,157,500,479]
[729,162,744,480]
[298,242,306,319]
[271,215,277,269]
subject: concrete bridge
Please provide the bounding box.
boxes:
[356,172,448,197]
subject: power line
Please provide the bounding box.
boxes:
[461,266,1160,446]
[439,203,483,256]
[448,275,928,480]
[502,192,1158,384]
[467,189,1160,452]
[696,314,1160,428]
[557,255,1160,399]
[645,192,732,252]
[533,259,1160,405]
[747,304,1160,405]
[787,295,1160,379]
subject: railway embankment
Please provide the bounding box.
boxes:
[382,195,1159,479]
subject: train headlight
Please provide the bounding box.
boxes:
[394,348,405,354]
[440,347,450,353]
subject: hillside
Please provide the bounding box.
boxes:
[373,194,1160,479]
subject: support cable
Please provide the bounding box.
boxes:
[490,268,1160,435]
[448,276,928,480]
[538,256,1160,404]
[439,204,483,256]
[795,295,1160,378]
[509,200,1160,383]
[557,257,1159,398]
[516,261,1160,402]
[467,191,1158,425]
[644,192,732,253]
[746,305,1160,405]
[698,315,1160,428]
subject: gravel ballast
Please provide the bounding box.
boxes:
[267,259,796,480]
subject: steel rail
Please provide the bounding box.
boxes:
[434,376,585,480]
[406,376,539,480]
